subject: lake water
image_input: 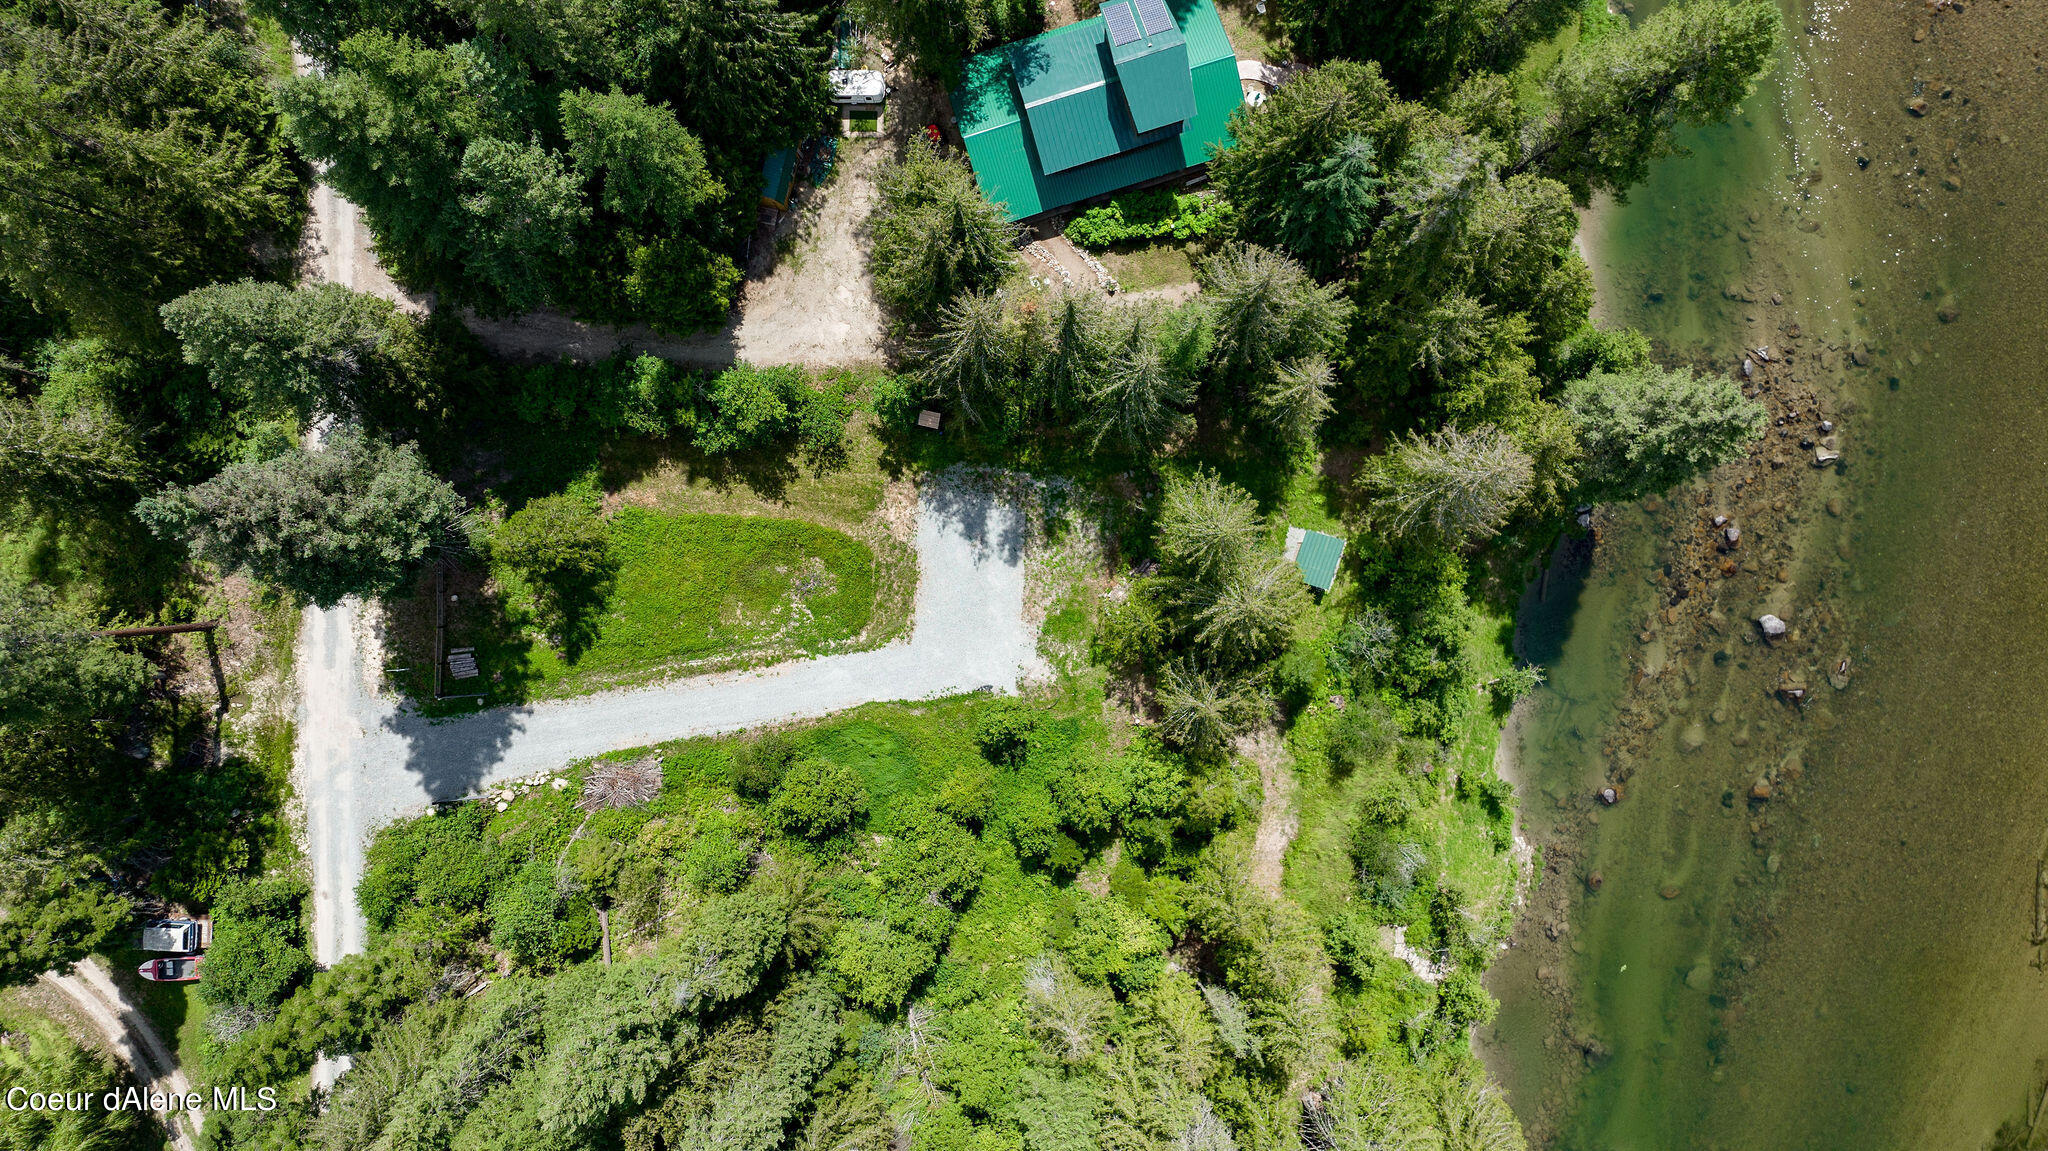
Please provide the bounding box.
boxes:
[1483,0,2048,1147]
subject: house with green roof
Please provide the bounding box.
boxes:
[951,0,1242,221]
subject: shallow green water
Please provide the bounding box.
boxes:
[1484,1,2048,1147]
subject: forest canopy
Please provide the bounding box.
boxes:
[266,0,834,330]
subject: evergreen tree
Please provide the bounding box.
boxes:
[1276,0,1579,95]
[1210,64,1393,256]
[136,430,468,606]
[0,581,151,730]
[917,291,1017,426]
[271,0,822,330]
[161,280,450,427]
[1088,310,1196,455]
[559,88,722,229]
[1365,426,1533,546]
[1562,362,1765,500]
[1155,663,1264,757]
[1257,357,1338,448]
[1030,292,1109,419]
[1186,558,1309,666]
[455,137,590,313]
[1513,0,1785,202]
[1277,135,1384,277]
[850,0,1040,82]
[0,0,302,344]
[1200,244,1351,391]
[0,389,144,512]
[1155,470,1262,585]
[871,137,1019,328]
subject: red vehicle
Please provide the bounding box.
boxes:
[139,955,203,983]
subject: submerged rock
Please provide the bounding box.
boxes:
[1758,613,1788,639]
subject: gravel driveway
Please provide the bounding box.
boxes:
[299,477,1041,966]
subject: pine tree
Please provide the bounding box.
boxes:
[0,581,151,729]
[1210,63,1393,253]
[1512,0,1785,203]
[1365,425,1534,546]
[160,281,442,426]
[0,390,144,512]
[917,291,1017,425]
[135,430,468,607]
[1562,362,1765,499]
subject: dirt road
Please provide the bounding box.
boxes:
[45,959,200,1151]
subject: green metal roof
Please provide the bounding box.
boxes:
[1294,530,1346,592]
[953,0,1240,220]
[1115,42,1194,133]
[1106,0,1194,133]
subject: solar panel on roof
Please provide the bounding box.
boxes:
[1103,2,1140,45]
[1134,0,1174,36]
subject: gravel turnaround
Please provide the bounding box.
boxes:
[299,479,1042,966]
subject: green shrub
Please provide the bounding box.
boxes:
[504,353,693,435]
[1063,189,1229,247]
[1091,583,1165,671]
[974,699,1038,766]
[827,918,936,1009]
[681,828,754,894]
[1433,967,1497,1030]
[767,758,870,839]
[1048,747,1128,840]
[202,876,313,1011]
[1066,893,1169,992]
[1274,641,1327,712]
[730,731,801,796]
[1326,697,1397,776]
[1353,825,1428,912]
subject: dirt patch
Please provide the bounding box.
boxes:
[733,138,889,367]
[1238,727,1298,897]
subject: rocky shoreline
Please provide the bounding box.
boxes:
[1486,0,2048,1141]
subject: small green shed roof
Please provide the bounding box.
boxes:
[760,148,796,209]
[1294,530,1346,592]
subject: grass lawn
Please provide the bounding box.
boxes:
[851,112,881,132]
[1099,242,1198,294]
[395,509,880,710]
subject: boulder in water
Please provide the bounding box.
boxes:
[1758,613,1788,639]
